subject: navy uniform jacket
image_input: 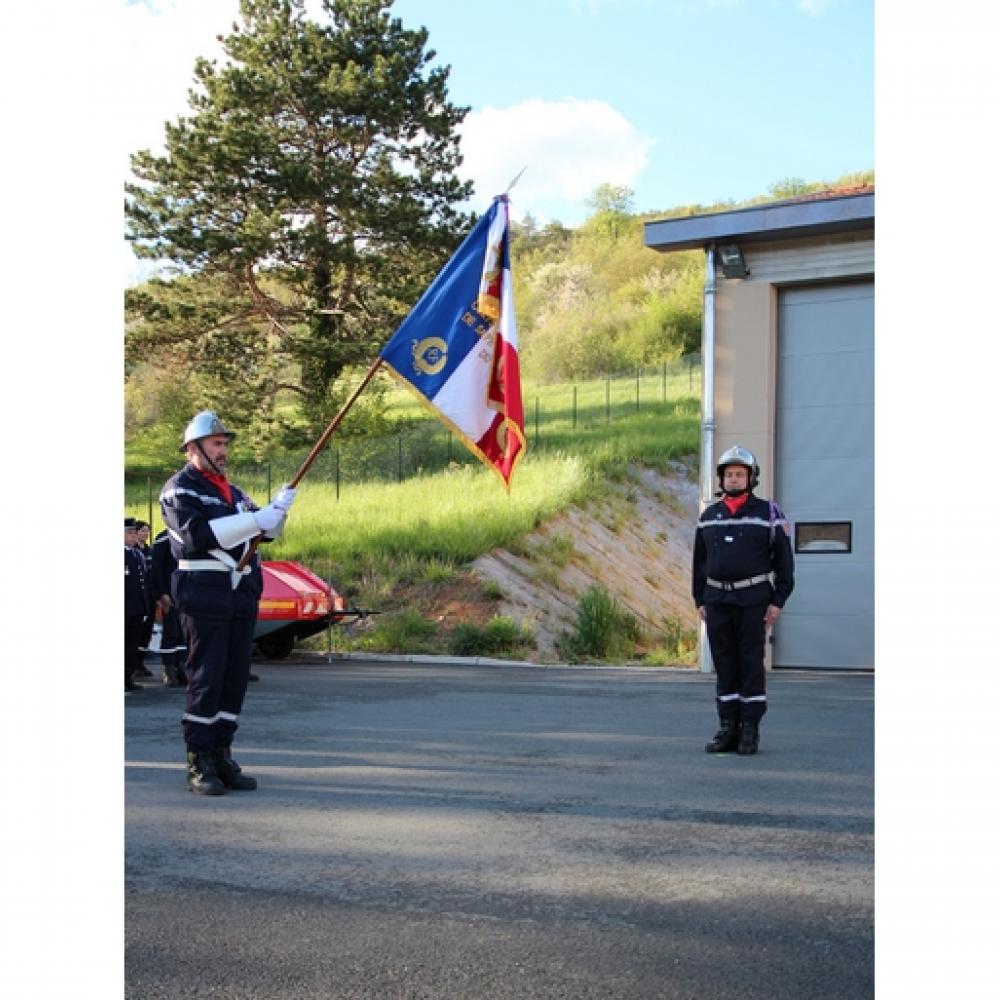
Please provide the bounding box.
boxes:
[159,464,265,621]
[124,546,150,617]
[137,542,152,580]
[149,528,176,599]
[692,494,794,609]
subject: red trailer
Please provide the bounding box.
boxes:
[144,561,362,661]
[253,560,346,659]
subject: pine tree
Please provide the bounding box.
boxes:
[126,0,473,441]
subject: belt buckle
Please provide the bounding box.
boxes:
[722,580,734,592]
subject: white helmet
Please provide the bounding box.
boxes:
[180,410,236,453]
[716,445,759,491]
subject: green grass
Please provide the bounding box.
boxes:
[556,584,643,662]
[375,364,700,428]
[124,372,699,660]
[642,617,700,667]
[354,610,440,654]
[448,616,535,658]
[127,394,698,557]
[267,452,593,565]
[126,449,599,560]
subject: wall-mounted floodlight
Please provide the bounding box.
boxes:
[717,243,749,278]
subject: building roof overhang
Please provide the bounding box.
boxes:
[643,190,875,253]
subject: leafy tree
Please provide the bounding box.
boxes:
[618,262,703,363]
[586,183,635,217]
[126,0,473,441]
[584,182,635,243]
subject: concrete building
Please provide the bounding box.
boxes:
[644,187,874,671]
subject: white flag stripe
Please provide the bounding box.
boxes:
[500,262,517,349]
[433,336,496,440]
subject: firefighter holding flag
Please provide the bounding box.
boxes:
[183,195,526,798]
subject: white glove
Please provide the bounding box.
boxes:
[210,511,260,549]
[272,485,297,512]
[253,504,286,533]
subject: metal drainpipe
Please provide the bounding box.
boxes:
[699,244,717,675]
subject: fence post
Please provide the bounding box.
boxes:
[572,384,577,430]
[266,463,272,499]
[605,379,610,424]
[636,366,640,411]
[534,396,539,444]
[398,435,403,482]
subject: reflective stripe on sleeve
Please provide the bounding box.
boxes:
[160,487,230,507]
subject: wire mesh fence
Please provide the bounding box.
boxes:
[125,354,701,519]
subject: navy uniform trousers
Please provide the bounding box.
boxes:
[125,546,150,685]
[160,606,187,674]
[150,529,186,676]
[124,614,146,684]
[179,607,255,751]
[705,602,769,724]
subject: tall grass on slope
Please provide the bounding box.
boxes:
[263,451,592,570]
[125,402,697,559]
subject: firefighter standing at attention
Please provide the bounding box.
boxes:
[160,411,297,795]
[692,446,794,755]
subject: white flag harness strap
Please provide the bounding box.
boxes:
[706,573,770,592]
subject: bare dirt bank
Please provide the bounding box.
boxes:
[471,461,700,661]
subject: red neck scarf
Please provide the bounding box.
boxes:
[722,492,750,516]
[197,467,233,505]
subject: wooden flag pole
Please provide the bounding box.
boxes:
[236,356,384,571]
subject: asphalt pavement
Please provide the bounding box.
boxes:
[125,657,873,999]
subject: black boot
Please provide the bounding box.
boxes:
[737,720,760,755]
[162,663,185,688]
[213,747,257,790]
[186,750,225,796]
[705,718,739,753]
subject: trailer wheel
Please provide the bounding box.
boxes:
[257,634,295,660]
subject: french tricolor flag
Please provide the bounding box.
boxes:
[379,196,526,489]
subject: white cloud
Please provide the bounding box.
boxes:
[456,98,654,225]
[121,0,237,169]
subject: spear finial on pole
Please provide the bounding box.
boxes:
[504,166,527,195]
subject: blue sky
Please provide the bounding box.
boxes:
[123,0,872,283]
[391,0,873,218]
